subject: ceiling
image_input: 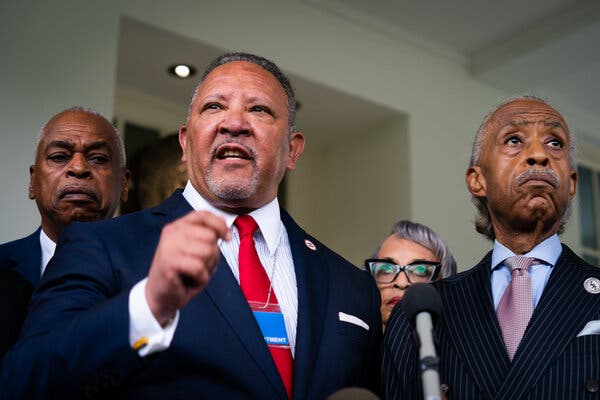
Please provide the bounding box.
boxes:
[116,17,403,147]
[117,0,600,143]
[305,0,600,141]
[311,0,580,55]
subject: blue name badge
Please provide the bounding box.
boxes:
[253,310,290,348]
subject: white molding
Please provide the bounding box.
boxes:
[470,0,600,76]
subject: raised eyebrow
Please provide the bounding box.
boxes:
[504,119,565,129]
[542,120,565,130]
[246,96,272,105]
[199,94,228,104]
[505,119,532,128]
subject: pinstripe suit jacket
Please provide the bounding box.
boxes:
[382,245,600,399]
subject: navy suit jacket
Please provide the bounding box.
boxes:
[382,245,600,399]
[0,269,33,358]
[0,228,42,286]
[2,191,381,399]
[0,229,40,358]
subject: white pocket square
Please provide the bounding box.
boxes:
[338,312,369,331]
[577,320,600,337]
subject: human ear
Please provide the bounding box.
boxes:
[466,166,487,197]
[178,125,188,162]
[568,169,577,200]
[28,165,36,200]
[285,132,305,171]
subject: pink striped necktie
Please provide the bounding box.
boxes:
[496,256,536,361]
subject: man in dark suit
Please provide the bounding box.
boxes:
[382,96,600,399]
[0,107,130,286]
[2,53,381,399]
[0,108,130,359]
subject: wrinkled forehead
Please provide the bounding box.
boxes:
[38,112,119,158]
[200,61,285,96]
[484,99,570,138]
[42,113,115,142]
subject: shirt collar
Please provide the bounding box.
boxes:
[182,181,282,255]
[39,228,56,274]
[491,233,562,270]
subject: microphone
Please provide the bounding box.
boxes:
[327,387,380,400]
[403,283,442,400]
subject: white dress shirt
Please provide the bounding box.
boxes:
[129,182,298,356]
[39,228,56,276]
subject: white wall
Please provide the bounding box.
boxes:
[1,0,587,269]
[0,0,119,240]
[287,118,409,265]
[114,86,187,136]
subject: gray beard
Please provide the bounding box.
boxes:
[204,167,261,201]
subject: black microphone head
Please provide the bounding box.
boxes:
[402,283,442,324]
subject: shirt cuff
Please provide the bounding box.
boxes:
[128,277,179,357]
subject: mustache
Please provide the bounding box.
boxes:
[516,168,559,188]
[57,184,99,201]
[210,138,257,160]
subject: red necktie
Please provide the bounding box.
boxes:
[235,215,293,398]
[496,256,535,361]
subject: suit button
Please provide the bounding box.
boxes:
[586,379,599,393]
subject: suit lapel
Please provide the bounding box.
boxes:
[12,228,43,285]
[157,197,326,398]
[204,256,286,398]
[155,191,286,397]
[496,245,600,399]
[282,211,328,400]
[150,190,194,222]
[441,253,510,399]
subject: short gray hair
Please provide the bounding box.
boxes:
[36,106,126,168]
[373,219,457,278]
[469,95,576,240]
[187,52,297,133]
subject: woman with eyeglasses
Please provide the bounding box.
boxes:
[365,220,457,331]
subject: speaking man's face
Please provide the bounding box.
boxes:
[180,61,304,212]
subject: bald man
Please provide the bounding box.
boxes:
[382,96,600,399]
[0,107,129,356]
[0,107,130,286]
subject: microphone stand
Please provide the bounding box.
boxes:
[416,312,441,400]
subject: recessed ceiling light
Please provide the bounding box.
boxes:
[168,64,196,79]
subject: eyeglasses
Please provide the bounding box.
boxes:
[364,258,441,284]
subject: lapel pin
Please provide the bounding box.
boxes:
[304,239,317,251]
[583,277,600,294]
